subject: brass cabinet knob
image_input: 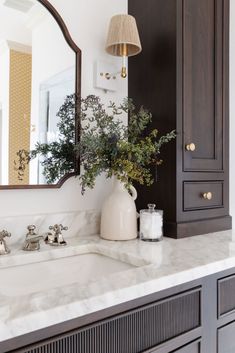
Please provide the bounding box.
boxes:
[185,143,196,152]
[202,192,213,200]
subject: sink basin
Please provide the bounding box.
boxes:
[0,252,136,297]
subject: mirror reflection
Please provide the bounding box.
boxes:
[0,0,77,187]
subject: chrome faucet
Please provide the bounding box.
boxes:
[22,225,43,251]
[45,224,68,246]
[0,230,11,255]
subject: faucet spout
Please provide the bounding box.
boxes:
[22,225,43,251]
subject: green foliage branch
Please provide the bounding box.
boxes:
[77,95,176,194]
[15,94,176,192]
[14,94,76,184]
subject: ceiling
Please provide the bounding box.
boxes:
[0,0,47,46]
[3,0,36,13]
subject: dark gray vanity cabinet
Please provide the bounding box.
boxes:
[5,287,202,353]
[128,0,232,238]
[4,267,235,353]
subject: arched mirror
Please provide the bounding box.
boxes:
[0,0,81,189]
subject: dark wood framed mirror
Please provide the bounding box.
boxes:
[0,0,81,189]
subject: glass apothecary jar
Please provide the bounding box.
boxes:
[140,204,163,242]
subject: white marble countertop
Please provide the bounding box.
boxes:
[1,230,235,342]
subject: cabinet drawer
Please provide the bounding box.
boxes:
[218,274,235,317]
[183,181,224,211]
[15,289,201,353]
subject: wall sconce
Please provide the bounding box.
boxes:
[105,14,142,78]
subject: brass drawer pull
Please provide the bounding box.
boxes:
[202,192,213,200]
[185,143,196,152]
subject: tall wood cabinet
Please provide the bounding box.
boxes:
[129,0,232,238]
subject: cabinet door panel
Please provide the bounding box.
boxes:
[183,0,224,172]
[218,322,235,353]
[218,274,235,317]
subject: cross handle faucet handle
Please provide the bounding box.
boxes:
[49,224,68,233]
[27,225,37,236]
[0,230,11,241]
[46,224,68,246]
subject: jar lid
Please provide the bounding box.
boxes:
[140,204,158,213]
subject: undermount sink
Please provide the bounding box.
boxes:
[0,252,136,297]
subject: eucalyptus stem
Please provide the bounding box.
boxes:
[77,95,176,194]
[14,94,176,191]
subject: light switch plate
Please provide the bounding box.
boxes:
[94,61,118,92]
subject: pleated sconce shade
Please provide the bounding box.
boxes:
[106,14,142,57]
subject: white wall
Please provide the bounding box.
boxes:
[230,1,235,226]
[1,0,234,226]
[0,0,127,217]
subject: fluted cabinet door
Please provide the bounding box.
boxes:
[12,289,201,353]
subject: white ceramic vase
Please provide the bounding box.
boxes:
[100,176,138,241]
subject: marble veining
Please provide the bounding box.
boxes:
[0,210,100,248]
[1,229,235,342]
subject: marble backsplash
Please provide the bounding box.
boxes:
[0,210,101,248]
